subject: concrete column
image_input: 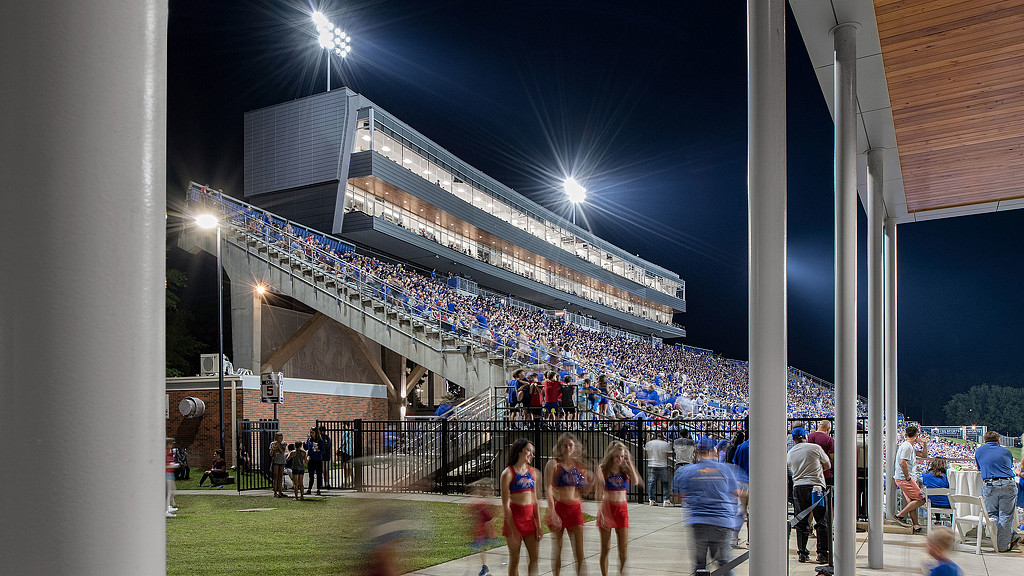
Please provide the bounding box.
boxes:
[832,21,860,576]
[230,279,263,374]
[0,1,166,574]
[746,1,788,574]
[866,148,885,568]
[884,217,899,519]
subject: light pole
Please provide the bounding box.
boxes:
[563,177,586,225]
[196,213,225,457]
[312,11,351,92]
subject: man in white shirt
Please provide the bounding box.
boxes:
[645,431,672,506]
[787,427,831,564]
[893,425,928,532]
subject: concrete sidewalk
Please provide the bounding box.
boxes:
[174,488,1021,575]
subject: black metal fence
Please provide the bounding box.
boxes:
[236,419,278,491]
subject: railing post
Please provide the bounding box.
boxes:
[353,419,364,492]
[440,418,450,495]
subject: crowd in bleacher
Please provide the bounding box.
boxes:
[196,189,867,421]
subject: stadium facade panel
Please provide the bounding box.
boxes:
[244,89,686,338]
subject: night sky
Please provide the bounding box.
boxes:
[167,0,1024,423]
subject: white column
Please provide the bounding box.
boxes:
[747,1,788,574]
[832,21,860,576]
[0,1,167,574]
[867,148,885,568]
[884,217,899,519]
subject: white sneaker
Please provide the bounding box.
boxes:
[649,499,656,506]
[165,512,177,518]
[167,507,179,513]
[662,501,673,507]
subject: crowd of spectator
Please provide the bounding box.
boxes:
[200,189,871,421]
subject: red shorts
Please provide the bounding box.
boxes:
[895,478,923,501]
[503,503,537,537]
[597,501,629,529]
[547,500,584,531]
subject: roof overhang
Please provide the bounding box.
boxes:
[790,0,1024,223]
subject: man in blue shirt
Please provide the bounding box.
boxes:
[674,436,741,575]
[974,431,1020,552]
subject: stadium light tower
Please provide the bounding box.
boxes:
[312,11,351,92]
[563,177,587,225]
[195,213,226,457]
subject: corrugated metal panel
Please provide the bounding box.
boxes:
[353,151,686,311]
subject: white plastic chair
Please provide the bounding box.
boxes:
[923,487,954,534]
[948,494,1000,554]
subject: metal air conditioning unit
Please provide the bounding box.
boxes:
[200,353,220,376]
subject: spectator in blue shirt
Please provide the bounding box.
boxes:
[974,431,1020,552]
[922,457,951,518]
[673,436,741,575]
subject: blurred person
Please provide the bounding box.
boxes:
[502,438,543,576]
[595,441,640,576]
[925,527,962,576]
[732,433,750,544]
[305,426,326,496]
[527,373,544,422]
[287,442,306,500]
[674,436,741,575]
[644,431,672,506]
[468,482,499,576]
[922,457,952,524]
[975,430,1021,552]
[507,370,526,422]
[894,425,928,532]
[319,425,333,489]
[788,427,830,564]
[723,431,745,469]
[545,433,589,575]
[270,433,287,498]
[166,438,179,518]
[197,448,228,488]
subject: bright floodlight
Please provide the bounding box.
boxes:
[563,178,587,203]
[195,214,219,229]
[312,11,328,28]
[255,284,267,295]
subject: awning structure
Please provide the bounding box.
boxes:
[791,0,1024,222]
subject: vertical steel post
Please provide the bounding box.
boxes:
[747,0,788,574]
[832,21,861,576]
[1,1,166,572]
[867,148,885,568]
[884,218,899,519]
[217,225,226,457]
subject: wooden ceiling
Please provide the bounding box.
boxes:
[874,0,1024,213]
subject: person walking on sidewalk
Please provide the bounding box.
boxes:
[787,427,831,564]
[674,436,741,575]
[644,431,672,506]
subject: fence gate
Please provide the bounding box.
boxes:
[236,419,278,491]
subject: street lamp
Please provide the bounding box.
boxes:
[312,11,351,92]
[196,213,226,457]
[563,177,586,225]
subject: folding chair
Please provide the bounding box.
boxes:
[948,494,999,554]
[924,487,954,534]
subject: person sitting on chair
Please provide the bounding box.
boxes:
[198,449,228,487]
[922,457,952,525]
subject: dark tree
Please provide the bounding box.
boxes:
[166,268,204,377]
[944,384,1024,436]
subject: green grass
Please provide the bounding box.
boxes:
[167,495,595,575]
[939,436,1021,460]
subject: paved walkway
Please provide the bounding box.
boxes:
[176,489,1022,575]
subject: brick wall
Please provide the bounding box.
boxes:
[167,389,234,470]
[242,388,387,445]
[167,386,387,470]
